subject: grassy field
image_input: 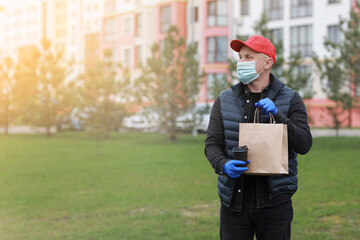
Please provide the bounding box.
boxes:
[0,132,359,240]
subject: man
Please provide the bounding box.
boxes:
[204,35,312,240]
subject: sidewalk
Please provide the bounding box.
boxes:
[0,126,57,134]
[310,128,360,137]
[1,126,360,137]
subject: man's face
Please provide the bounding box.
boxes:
[238,46,270,74]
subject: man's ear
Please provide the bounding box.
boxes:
[264,58,274,69]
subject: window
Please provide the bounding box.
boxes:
[207,73,228,100]
[207,0,228,26]
[160,5,171,33]
[104,18,117,42]
[123,48,131,66]
[327,25,340,44]
[86,20,91,30]
[207,37,227,63]
[290,25,312,57]
[136,13,142,37]
[264,0,283,20]
[291,0,312,18]
[270,28,283,44]
[135,45,142,66]
[104,48,116,63]
[123,17,132,34]
[160,40,165,52]
[240,0,249,15]
[236,35,250,42]
[293,65,313,98]
[191,7,199,23]
[104,0,116,14]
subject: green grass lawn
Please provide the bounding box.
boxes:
[0,132,359,240]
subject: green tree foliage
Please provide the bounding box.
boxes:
[283,53,313,99]
[226,13,313,99]
[137,25,202,142]
[313,6,360,130]
[76,49,130,149]
[253,12,313,97]
[207,74,229,100]
[0,57,15,135]
[13,40,71,137]
[253,12,284,75]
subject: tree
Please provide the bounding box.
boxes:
[283,52,313,99]
[136,25,202,142]
[76,50,131,153]
[314,5,360,129]
[0,57,16,135]
[313,55,352,135]
[207,74,229,101]
[253,12,313,97]
[13,40,71,137]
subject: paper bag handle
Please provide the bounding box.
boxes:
[254,107,276,124]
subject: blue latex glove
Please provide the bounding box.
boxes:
[255,98,278,115]
[223,160,249,178]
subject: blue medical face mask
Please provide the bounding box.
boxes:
[237,61,264,85]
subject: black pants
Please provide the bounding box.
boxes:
[220,200,293,240]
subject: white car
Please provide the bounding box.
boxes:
[122,109,160,132]
[176,103,213,133]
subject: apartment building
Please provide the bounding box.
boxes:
[226,0,360,127]
[0,6,5,61]
[66,0,102,78]
[2,0,45,62]
[1,0,359,127]
[199,0,230,102]
[1,0,102,75]
[100,0,187,73]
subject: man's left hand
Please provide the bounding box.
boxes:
[255,98,278,115]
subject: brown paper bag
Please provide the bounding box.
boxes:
[239,109,288,175]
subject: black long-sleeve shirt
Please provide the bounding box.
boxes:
[205,86,312,175]
[204,79,312,210]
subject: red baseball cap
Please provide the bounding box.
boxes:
[230,35,276,63]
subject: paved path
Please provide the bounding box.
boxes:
[1,126,360,137]
[0,126,57,134]
[310,129,360,137]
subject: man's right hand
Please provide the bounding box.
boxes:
[223,160,249,178]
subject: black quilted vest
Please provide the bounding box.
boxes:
[217,76,298,207]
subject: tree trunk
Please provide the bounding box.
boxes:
[46,125,51,137]
[170,132,177,142]
[348,107,352,128]
[170,126,177,142]
[191,126,198,137]
[96,138,100,157]
[4,97,8,135]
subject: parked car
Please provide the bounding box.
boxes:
[176,103,213,133]
[122,108,160,132]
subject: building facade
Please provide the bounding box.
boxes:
[2,0,45,62]
[198,0,360,127]
[1,0,359,127]
[100,0,187,73]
